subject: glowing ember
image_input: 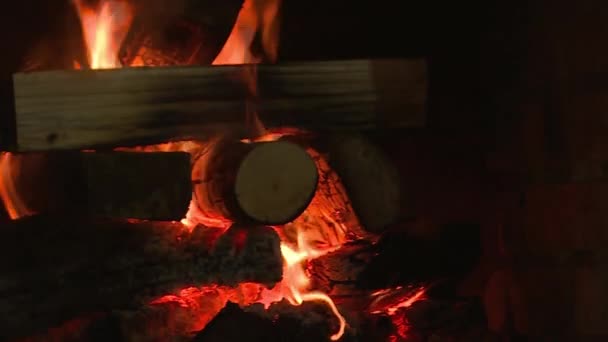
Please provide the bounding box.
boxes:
[369,286,427,316]
[73,0,133,69]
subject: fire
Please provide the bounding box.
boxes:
[73,0,133,69]
[147,137,351,340]
[1,0,353,340]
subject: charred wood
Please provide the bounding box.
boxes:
[192,302,344,342]
[357,222,482,289]
[0,217,282,341]
[309,241,375,297]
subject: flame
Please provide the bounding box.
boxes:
[26,0,348,340]
[0,153,34,220]
[141,132,353,340]
[262,227,347,340]
[73,0,133,69]
[212,0,282,65]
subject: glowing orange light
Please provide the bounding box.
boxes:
[73,0,133,69]
[273,230,347,340]
[0,153,35,220]
[369,286,427,316]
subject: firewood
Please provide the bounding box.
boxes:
[326,133,401,234]
[309,241,375,297]
[193,138,318,225]
[13,59,427,151]
[4,151,192,220]
[0,217,282,341]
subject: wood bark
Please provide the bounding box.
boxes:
[3,151,192,221]
[13,58,427,151]
[0,216,282,341]
[193,138,318,225]
[326,133,401,234]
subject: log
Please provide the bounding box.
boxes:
[13,58,427,151]
[0,216,282,341]
[2,151,192,220]
[193,138,318,225]
[326,133,401,234]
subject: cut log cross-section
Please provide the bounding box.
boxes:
[12,59,427,151]
[193,138,318,225]
[0,216,283,341]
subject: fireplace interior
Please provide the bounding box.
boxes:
[1,0,608,341]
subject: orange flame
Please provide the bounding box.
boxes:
[0,153,34,220]
[53,0,348,340]
[260,227,347,340]
[73,0,133,69]
[369,286,427,316]
[212,0,282,65]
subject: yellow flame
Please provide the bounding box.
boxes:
[73,0,133,69]
[278,231,347,340]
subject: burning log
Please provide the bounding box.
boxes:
[0,217,282,341]
[326,133,401,234]
[193,138,318,225]
[2,151,192,221]
[13,59,427,151]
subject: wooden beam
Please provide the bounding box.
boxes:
[0,216,282,341]
[4,151,192,220]
[13,59,427,151]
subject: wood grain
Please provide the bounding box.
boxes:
[13,59,427,151]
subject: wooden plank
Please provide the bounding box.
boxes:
[3,151,192,220]
[0,216,282,341]
[13,59,427,151]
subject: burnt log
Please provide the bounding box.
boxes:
[13,59,427,151]
[0,217,282,341]
[357,222,482,289]
[193,138,318,225]
[326,133,401,234]
[309,241,375,297]
[2,151,192,220]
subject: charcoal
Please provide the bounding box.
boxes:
[192,302,342,342]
